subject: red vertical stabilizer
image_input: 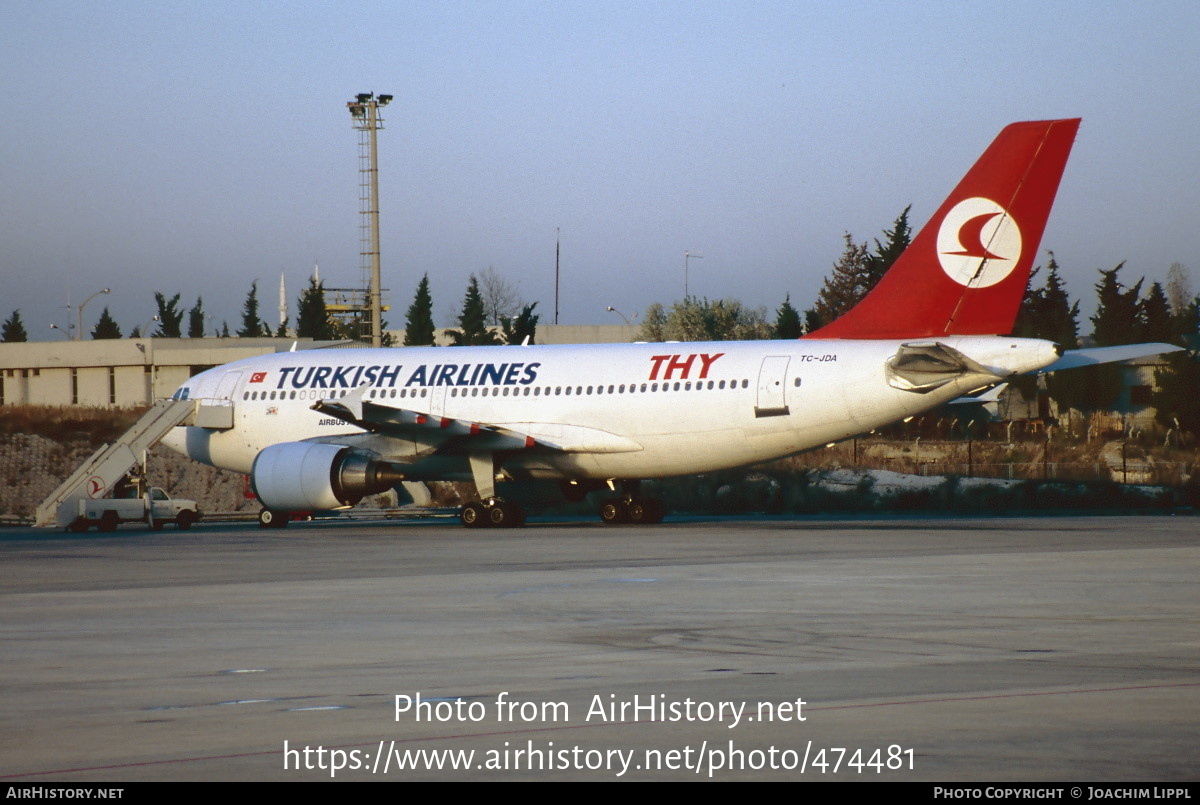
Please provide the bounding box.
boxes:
[805,118,1080,340]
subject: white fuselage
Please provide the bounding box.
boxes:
[161,336,1059,483]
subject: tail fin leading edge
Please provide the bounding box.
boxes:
[806,118,1081,340]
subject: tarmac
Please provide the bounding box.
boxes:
[1,513,1196,781]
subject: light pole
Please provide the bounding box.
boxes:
[684,250,703,297]
[347,92,392,348]
[605,306,635,325]
[136,315,160,338]
[76,288,110,340]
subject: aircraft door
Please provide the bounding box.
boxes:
[754,356,791,418]
[428,385,448,418]
[213,371,243,401]
[197,370,241,430]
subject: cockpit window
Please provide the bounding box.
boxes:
[173,387,191,401]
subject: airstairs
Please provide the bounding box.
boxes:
[34,398,198,528]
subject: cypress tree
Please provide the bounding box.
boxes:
[187,298,205,338]
[805,234,872,330]
[153,293,183,338]
[446,275,500,346]
[403,274,436,346]
[238,281,269,337]
[296,277,333,340]
[774,294,802,339]
[91,307,122,339]
[501,302,540,345]
[1,310,28,342]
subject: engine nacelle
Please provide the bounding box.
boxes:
[251,442,403,511]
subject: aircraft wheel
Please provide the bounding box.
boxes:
[460,502,486,528]
[599,499,629,525]
[258,508,288,529]
[98,511,119,532]
[487,504,509,527]
[492,501,526,528]
[626,500,647,523]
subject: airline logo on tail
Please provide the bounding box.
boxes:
[936,197,1022,288]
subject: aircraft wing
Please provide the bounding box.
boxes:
[312,387,643,455]
[1041,343,1182,372]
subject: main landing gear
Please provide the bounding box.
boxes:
[460,499,526,529]
[460,452,527,528]
[598,481,664,525]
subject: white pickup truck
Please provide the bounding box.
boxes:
[63,487,201,532]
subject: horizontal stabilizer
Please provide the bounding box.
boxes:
[949,382,1008,405]
[1041,343,1182,372]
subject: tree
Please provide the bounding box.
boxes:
[403,274,436,346]
[1151,273,1200,436]
[478,267,524,326]
[637,297,771,342]
[1013,254,1081,409]
[1138,282,1173,344]
[864,205,912,287]
[639,303,669,342]
[804,207,911,333]
[187,298,206,338]
[773,294,802,339]
[296,277,333,340]
[1166,262,1192,316]
[1091,263,1143,346]
[2,310,28,342]
[446,275,500,346]
[1013,255,1080,408]
[91,307,122,339]
[275,318,289,338]
[238,281,270,338]
[1153,351,1200,436]
[804,234,872,331]
[152,293,183,338]
[1014,254,1079,348]
[501,302,539,345]
[1071,264,1143,412]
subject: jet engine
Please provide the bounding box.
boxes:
[251,442,404,511]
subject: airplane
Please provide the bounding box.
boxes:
[160,118,1180,528]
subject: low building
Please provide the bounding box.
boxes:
[0,338,308,407]
[0,326,643,408]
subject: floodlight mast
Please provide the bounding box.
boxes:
[346,92,392,347]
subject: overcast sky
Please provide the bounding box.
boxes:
[2,1,1197,339]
